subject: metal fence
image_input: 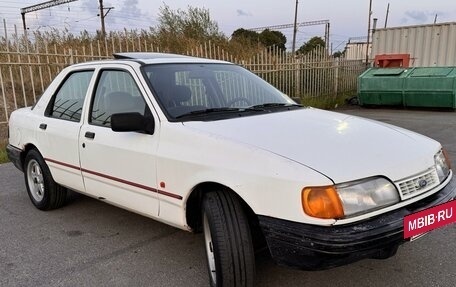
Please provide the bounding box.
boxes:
[0,26,365,141]
[245,46,365,99]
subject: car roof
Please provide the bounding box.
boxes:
[70,52,232,68]
[114,52,193,60]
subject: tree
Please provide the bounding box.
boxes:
[297,36,326,54]
[157,4,224,41]
[231,28,259,43]
[259,29,286,51]
[333,50,345,58]
[231,28,287,51]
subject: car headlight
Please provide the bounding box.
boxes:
[302,177,400,219]
[435,149,451,183]
[336,177,400,217]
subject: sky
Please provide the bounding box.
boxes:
[0,0,455,51]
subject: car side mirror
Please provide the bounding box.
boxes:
[111,112,155,135]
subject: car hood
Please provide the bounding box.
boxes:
[183,108,440,183]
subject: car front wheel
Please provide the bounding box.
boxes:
[202,190,255,287]
[24,149,67,210]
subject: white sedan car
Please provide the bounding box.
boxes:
[7,53,455,287]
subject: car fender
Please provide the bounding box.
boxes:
[155,122,336,228]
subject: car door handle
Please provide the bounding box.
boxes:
[85,131,95,139]
[39,123,47,130]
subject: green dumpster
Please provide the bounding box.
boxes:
[404,67,456,108]
[358,68,411,106]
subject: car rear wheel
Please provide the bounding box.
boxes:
[24,149,67,210]
[202,190,255,287]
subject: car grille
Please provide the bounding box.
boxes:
[396,168,440,200]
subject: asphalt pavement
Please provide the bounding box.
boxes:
[1,108,455,287]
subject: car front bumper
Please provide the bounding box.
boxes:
[258,176,456,270]
[6,144,23,172]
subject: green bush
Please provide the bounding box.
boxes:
[300,91,357,110]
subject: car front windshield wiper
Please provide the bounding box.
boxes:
[175,103,303,120]
[246,103,303,110]
[175,107,243,119]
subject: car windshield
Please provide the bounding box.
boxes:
[142,63,300,121]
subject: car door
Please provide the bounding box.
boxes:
[37,69,95,192]
[78,67,159,217]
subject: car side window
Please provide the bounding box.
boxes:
[48,70,94,122]
[90,70,149,127]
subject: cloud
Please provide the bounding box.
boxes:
[236,9,252,17]
[405,11,428,23]
[401,10,445,25]
[81,0,99,13]
[119,0,143,18]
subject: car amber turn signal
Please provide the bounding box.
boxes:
[443,149,452,170]
[302,186,344,219]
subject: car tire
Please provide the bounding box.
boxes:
[24,149,67,210]
[202,190,255,287]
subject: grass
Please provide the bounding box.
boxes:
[299,92,358,110]
[0,143,8,164]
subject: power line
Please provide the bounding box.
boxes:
[20,0,78,31]
[20,0,77,13]
[247,19,330,54]
[1,0,166,37]
[247,19,329,32]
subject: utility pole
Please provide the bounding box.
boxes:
[99,0,105,37]
[21,13,26,32]
[365,0,373,67]
[384,3,390,28]
[324,22,330,54]
[98,0,113,38]
[292,0,299,54]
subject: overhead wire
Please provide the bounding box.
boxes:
[0,0,157,35]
